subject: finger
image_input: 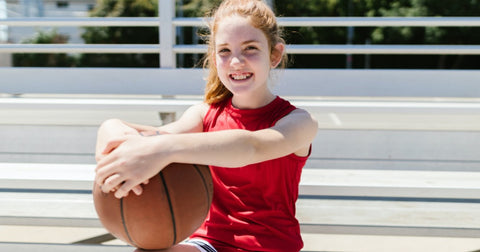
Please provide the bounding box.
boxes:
[102,136,128,155]
[95,153,106,162]
[102,174,124,193]
[95,156,108,173]
[114,180,137,199]
[101,140,120,155]
[95,147,120,174]
[95,160,114,184]
[115,190,129,199]
[94,170,105,187]
[130,180,149,196]
[95,150,112,172]
[132,185,143,196]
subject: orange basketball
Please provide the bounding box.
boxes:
[93,163,213,250]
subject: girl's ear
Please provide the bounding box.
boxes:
[270,43,285,68]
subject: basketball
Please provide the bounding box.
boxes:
[93,163,213,250]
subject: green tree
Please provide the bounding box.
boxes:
[368,0,480,68]
[12,29,77,67]
[181,0,222,17]
[78,0,159,67]
[176,0,222,67]
[276,0,480,69]
[274,0,351,68]
[20,0,479,69]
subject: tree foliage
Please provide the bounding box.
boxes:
[181,0,222,17]
[275,0,480,68]
[12,29,77,67]
[78,0,159,67]
[13,0,480,69]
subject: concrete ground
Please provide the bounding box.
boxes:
[1,225,480,252]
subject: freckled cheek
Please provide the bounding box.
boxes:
[214,54,225,64]
[215,58,231,73]
[214,59,230,82]
[244,54,268,67]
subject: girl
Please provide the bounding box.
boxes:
[95,0,318,251]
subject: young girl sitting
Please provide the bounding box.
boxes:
[95,0,318,251]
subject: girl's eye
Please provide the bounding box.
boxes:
[218,48,230,54]
[245,46,258,51]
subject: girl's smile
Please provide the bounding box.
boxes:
[230,72,253,81]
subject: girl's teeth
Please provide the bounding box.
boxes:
[232,73,251,80]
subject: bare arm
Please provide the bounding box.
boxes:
[122,103,208,134]
[95,107,318,198]
[95,103,207,161]
[166,108,317,167]
[156,103,207,134]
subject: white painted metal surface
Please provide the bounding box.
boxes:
[0,163,95,190]
[3,16,480,27]
[9,161,480,200]
[297,199,480,237]
[300,169,480,199]
[159,0,175,68]
[2,68,480,97]
[3,43,480,55]
[2,97,480,114]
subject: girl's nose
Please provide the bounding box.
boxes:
[230,54,244,67]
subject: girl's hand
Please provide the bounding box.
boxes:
[95,119,138,162]
[98,133,148,197]
[121,130,164,196]
[95,134,171,199]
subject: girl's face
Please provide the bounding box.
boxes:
[214,15,280,108]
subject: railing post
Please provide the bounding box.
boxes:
[0,0,7,42]
[159,0,176,68]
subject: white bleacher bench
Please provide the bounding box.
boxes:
[2,68,480,117]
[2,161,480,245]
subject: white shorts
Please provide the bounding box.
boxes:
[182,238,217,252]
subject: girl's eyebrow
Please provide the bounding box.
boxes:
[242,39,260,45]
[217,39,260,47]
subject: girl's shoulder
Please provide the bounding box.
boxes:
[187,102,210,120]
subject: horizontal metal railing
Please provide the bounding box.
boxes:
[3,16,480,27]
[1,0,480,67]
[3,43,480,55]
[2,18,480,55]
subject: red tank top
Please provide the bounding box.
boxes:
[190,96,309,252]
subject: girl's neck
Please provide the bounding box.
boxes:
[231,92,276,110]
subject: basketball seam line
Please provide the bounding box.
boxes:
[160,172,177,246]
[193,164,212,213]
[120,198,139,248]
